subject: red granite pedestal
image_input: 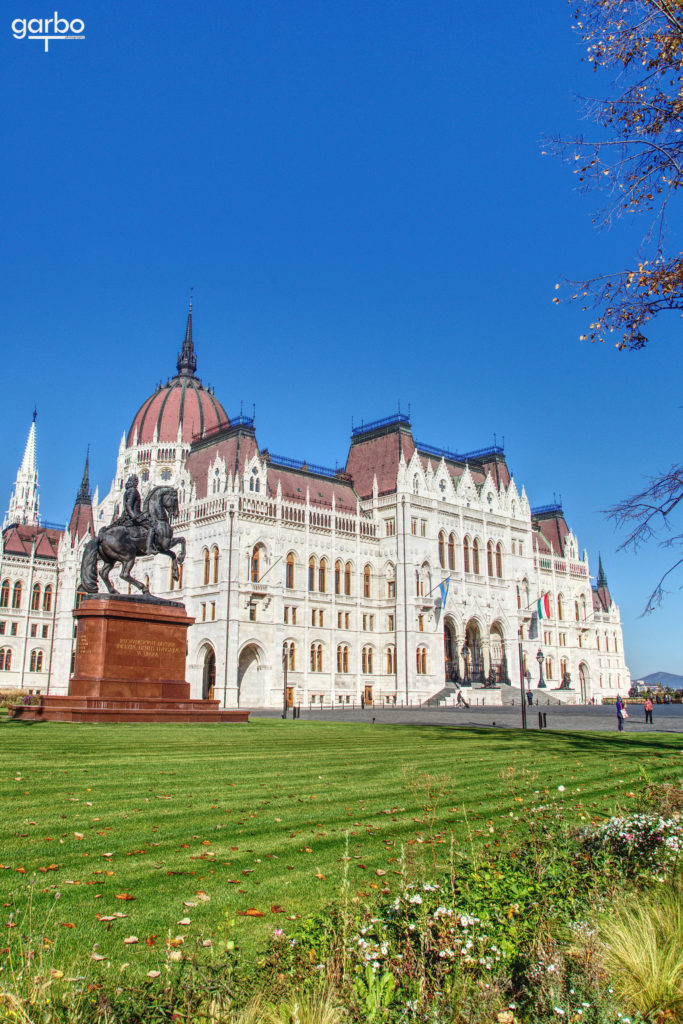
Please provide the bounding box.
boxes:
[17,595,248,724]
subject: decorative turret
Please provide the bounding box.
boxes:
[4,412,40,529]
[594,553,612,611]
[597,554,607,589]
[176,294,197,378]
[68,451,94,541]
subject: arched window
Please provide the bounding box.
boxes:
[560,657,568,680]
[362,646,374,674]
[29,649,43,672]
[496,543,503,578]
[344,562,351,596]
[0,580,9,608]
[597,635,601,651]
[545,657,553,680]
[516,585,521,610]
[487,541,494,577]
[363,564,372,599]
[318,559,327,593]
[574,600,580,621]
[463,538,470,574]
[212,546,220,584]
[472,539,480,576]
[203,549,210,586]
[336,644,349,673]
[438,532,445,568]
[386,646,396,674]
[557,594,564,620]
[43,585,52,612]
[416,646,427,674]
[0,648,11,671]
[447,534,455,570]
[31,583,41,611]
[286,553,295,589]
[284,641,295,670]
[580,595,587,620]
[308,556,316,592]
[12,581,22,609]
[335,560,342,595]
[413,474,419,494]
[251,546,260,584]
[310,643,323,672]
[144,575,150,590]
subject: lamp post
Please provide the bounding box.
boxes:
[461,642,470,687]
[536,648,546,689]
[282,642,288,719]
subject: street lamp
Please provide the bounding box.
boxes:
[282,642,288,719]
[536,648,546,689]
[461,642,470,686]
[517,628,527,729]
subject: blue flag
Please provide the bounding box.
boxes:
[439,578,450,605]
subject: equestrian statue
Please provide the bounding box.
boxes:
[81,475,186,596]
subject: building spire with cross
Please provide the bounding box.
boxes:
[4,413,41,529]
[176,290,197,378]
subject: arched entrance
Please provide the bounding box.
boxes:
[465,620,483,683]
[579,662,589,703]
[237,644,262,707]
[202,646,216,700]
[489,623,506,683]
[443,619,458,683]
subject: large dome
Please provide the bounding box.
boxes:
[126,303,229,448]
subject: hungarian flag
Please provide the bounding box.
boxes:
[537,593,551,620]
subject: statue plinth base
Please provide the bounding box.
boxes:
[17,595,248,724]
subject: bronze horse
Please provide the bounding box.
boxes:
[81,486,186,595]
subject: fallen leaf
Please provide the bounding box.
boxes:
[177,917,191,926]
[90,952,106,962]
[271,905,286,914]
[74,833,85,840]
[237,908,264,917]
[123,936,138,945]
[147,970,161,978]
[376,869,387,876]
[60,923,75,929]
[115,893,135,901]
[51,969,64,979]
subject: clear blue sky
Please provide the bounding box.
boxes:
[3,1,681,678]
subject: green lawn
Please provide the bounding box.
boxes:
[0,718,680,977]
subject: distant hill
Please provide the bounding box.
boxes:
[640,671,683,690]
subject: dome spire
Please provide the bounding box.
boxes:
[176,289,197,378]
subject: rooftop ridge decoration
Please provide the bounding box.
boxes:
[351,412,411,437]
[268,453,342,479]
[190,414,255,444]
[416,440,505,462]
[531,502,564,517]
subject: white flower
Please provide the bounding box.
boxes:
[557,785,566,792]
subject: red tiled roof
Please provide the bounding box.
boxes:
[532,513,570,557]
[2,524,62,559]
[127,377,229,447]
[266,467,357,508]
[68,502,94,541]
[186,433,260,500]
[345,429,415,498]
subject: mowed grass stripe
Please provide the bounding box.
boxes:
[0,719,679,975]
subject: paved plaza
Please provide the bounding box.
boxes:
[251,702,683,733]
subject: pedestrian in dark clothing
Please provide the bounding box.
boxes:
[615,695,627,731]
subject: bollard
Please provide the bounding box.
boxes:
[543,712,547,729]
[538,711,544,730]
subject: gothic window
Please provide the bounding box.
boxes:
[496,542,503,578]
[438,532,445,568]
[43,585,52,612]
[336,644,349,673]
[580,594,587,620]
[0,648,11,671]
[574,600,580,621]
[318,559,327,593]
[284,641,295,670]
[386,646,396,674]
[310,643,323,672]
[363,564,372,599]
[557,594,564,620]
[212,546,220,584]
[12,582,22,609]
[463,537,470,574]
[335,560,342,595]
[448,533,455,570]
[516,585,521,610]
[387,579,396,598]
[0,581,8,608]
[160,468,172,481]
[344,562,352,596]
[29,649,43,672]
[251,546,260,584]
[472,539,480,576]
[203,549,210,586]
[487,541,494,577]
[31,583,41,611]
[416,646,427,674]
[308,556,316,592]
[286,553,295,590]
[413,475,419,494]
[144,575,150,590]
[546,657,553,680]
[361,646,374,674]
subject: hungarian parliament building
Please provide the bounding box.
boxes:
[0,305,630,707]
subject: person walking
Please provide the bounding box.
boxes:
[644,696,654,725]
[616,694,626,732]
